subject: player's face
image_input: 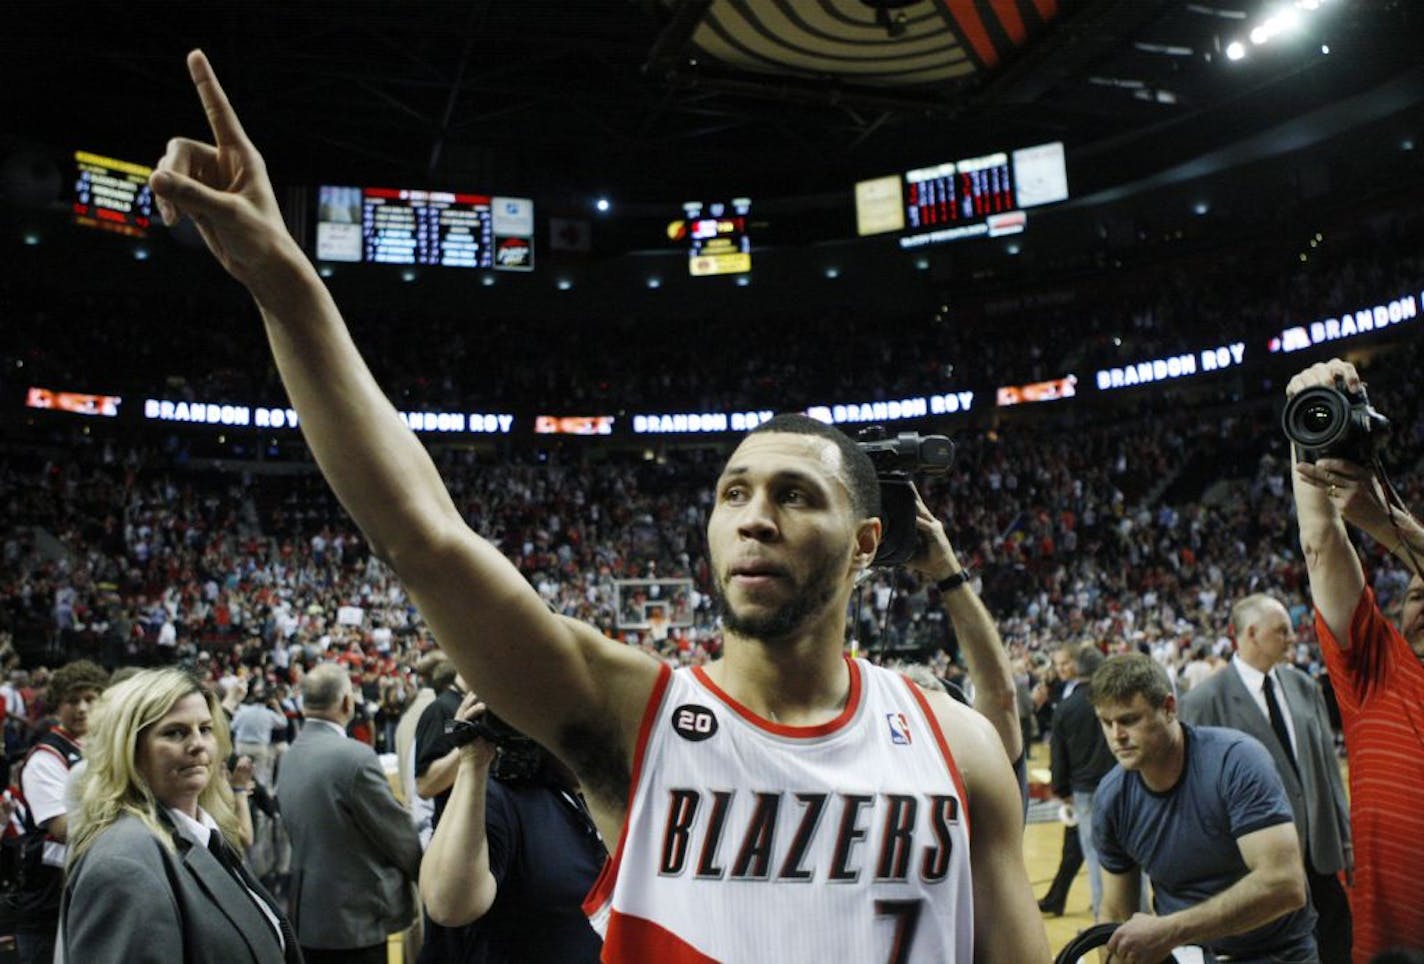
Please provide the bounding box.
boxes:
[1095,694,1174,772]
[1248,601,1294,667]
[137,693,217,813]
[1401,575,1424,662]
[1052,650,1076,681]
[58,687,102,737]
[708,433,864,642]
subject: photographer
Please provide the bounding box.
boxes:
[418,692,604,963]
[1287,357,1424,961]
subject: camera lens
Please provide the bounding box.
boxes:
[1300,402,1335,434]
[1283,387,1346,446]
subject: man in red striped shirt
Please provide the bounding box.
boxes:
[1289,358,1424,963]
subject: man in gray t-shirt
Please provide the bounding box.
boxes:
[1090,654,1318,964]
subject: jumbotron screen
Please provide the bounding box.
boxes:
[315,186,534,271]
[671,198,751,277]
[73,151,154,238]
[854,141,1068,245]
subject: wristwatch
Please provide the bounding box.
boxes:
[935,568,973,593]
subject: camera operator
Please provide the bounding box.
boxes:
[418,692,605,963]
[1287,357,1424,961]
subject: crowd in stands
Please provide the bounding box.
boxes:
[4,208,1424,748]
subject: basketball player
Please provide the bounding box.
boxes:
[150,50,1050,961]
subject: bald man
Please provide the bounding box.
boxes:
[278,664,421,964]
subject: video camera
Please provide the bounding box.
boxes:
[856,427,955,567]
[444,711,546,783]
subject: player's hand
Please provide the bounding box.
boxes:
[150,50,294,286]
[1103,913,1177,964]
[1285,358,1363,398]
[905,484,962,584]
[455,692,496,767]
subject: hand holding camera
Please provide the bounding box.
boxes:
[1284,358,1393,530]
[446,692,497,767]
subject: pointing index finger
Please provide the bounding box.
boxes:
[187,49,248,147]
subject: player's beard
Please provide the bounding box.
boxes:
[714,550,844,643]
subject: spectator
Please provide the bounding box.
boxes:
[1289,358,1424,961]
[419,692,605,962]
[1043,642,1114,920]
[15,658,106,964]
[62,668,296,963]
[276,663,421,964]
[1092,653,1315,962]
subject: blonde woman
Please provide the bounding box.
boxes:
[61,668,300,963]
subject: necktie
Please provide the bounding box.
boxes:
[208,833,298,957]
[1262,674,1299,777]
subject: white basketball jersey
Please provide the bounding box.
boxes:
[584,657,974,963]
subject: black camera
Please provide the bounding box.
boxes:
[444,712,546,783]
[856,427,954,567]
[445,711,520,748]
[1282,379,1389,464]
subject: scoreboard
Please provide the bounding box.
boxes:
[73,151,154,238]
[316,186,534,270]
[854,141,1068,243]
[905,152,1014,229]
[673,198,751,277]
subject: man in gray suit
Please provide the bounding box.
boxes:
[1180,593,1352,962]
[278,663,422,964]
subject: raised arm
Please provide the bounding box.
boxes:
[1287,360,1370,645]
[149,52,660,788]
[909,486,1022,763]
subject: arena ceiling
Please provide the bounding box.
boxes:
[3,0,1421,211]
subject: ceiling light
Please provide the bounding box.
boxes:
[595,198,611,213]
[1226,41,1246,60]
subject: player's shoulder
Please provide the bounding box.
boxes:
[913,683,1005,781]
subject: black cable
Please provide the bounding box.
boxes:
[1371,453,1424,581]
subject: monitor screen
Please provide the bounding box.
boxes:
[854,141,1068,245]
[316,186,534,270]
[675,198,751,277]
[73,151,154,238]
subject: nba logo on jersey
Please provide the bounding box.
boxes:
[886,712,912,745]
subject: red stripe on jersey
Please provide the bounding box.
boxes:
[601,910,720,963]
[691,657,862,738]
[583,662,674,920]
[903,677,972,839]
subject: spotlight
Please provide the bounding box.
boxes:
[735,275,750,287]
[557,279,573,290]
[1226,41,1246,60]
[914,257,930,270]
[133,246,150,261]
[1193,201,1210,216]
[481,274,496,286]
[647,277,661,289]
[22,232,40,246]
[595,198,611,213]
[824,267,840,279]
[318,265,335,278]
[400,269,417,283]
